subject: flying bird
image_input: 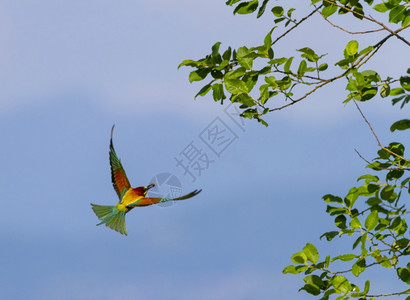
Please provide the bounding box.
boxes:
[91,125,201,235]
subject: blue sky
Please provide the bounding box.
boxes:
[0,1,409,299]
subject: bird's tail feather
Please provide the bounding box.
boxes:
[91,204,128,236]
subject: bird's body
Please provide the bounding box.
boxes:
[91,125,201,235]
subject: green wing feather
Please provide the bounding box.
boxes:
[109,125,131,200]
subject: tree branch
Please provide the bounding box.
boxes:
[271,5,323,46]
[367,289,410,298]
[352,99,410,164]
[315,5,384,35]
[321,0,410,46]
[354,149,409,171]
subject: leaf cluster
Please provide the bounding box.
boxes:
[284,130,410,298]
[180,0,410,126]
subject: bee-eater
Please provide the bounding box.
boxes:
[91,125,201,235]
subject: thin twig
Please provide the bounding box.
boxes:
[315,5,384,35]
[368,15,410,46]
[352,99,410,164]
[269,69,347,112]
[271,5,323,46]
[354,149,410,171]
[321,0,410,46]
[367,290,410,298]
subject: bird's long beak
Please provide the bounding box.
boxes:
[147,183,155,190]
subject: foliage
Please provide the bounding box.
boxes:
[181,0,410,298]
[179,0,410,126]
[284,137,410,299]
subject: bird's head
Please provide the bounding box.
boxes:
[143,183,155,196]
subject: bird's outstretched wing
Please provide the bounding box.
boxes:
[109,125,131,200]
[172,189,202,200]
[126,189,202,208]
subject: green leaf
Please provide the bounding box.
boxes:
[226,0,241,6]
[365,210,379,231]
[403,12,410,27]
[367,161,392,171]
[363,280,370,294]
[335,215,347,229]
[237,46,253,70]
[350,217,362,229]
[299,283,321,296]
[296,60,307,76]
[388,142,405,156]
[276,76,291,90]
[233,92,256,107]
[211,83,224,101]
[233,0,259,15]
[380,83,390,98]
[332,254,357,262]
[211,42,221,58]
[352,258,366,277]
[297,60,307,77]
[283,265,308,274]
[215,60,229,71]
[357,174,379,183]
[352,235,362,250]
[291,252,307,264]
[257,0,269,18]
[401,76,410,91]
[241,108,257,119]
[380,185,396,202]
[389,5,405,23]
[366,197,381,206]
[195,83,212,98]
[225,67,246,79]
[264,76,276,87]
[211,69,223,79]
[397,267,410,284]
[393,238,409,250]
[222,47,232,61]
[344,187,359,208]
[274,17,285,24]
[358,46,374,57]
[297,47,319,62]
[391,119,410,132]
[320,231,339,241]
[303,243,319,264]
[269,57,287,65]
[318,63,328,71]
[358,183,379,195]
[373,3,388,13]
[326,205,346,216]
[378,148,390,159]
[284,57,294,73]
[271,6,284,17]
[264,28,275,49]
[323,194,343,203]
[224,78,249,94]
[331,275,352,293]
[390,87,405,96]
[178,59,200,69]
[189,69,210,83]
[322,4,337,18]
[346,40,359,56]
